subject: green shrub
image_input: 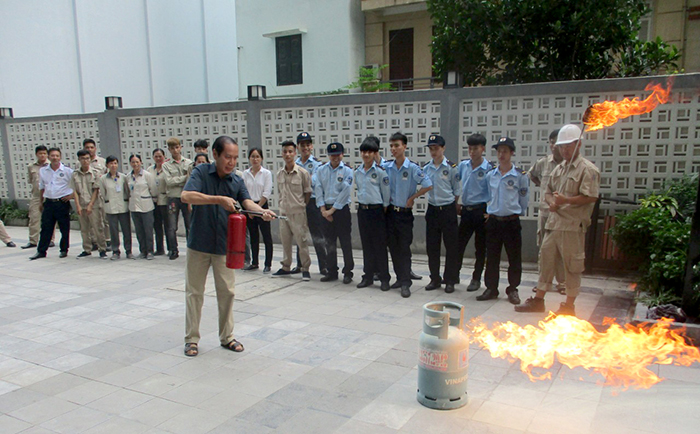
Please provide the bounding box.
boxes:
[609,176,696,307]
[0,200,29,221]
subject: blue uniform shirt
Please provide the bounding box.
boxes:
[457,158,494,205]
[424,157,460,206]
[183,163,251,255]
[313,161,353,209]
[355,162,390,207]
[296,155,322,199]
[382,158,432,207]
[485,165,529,216]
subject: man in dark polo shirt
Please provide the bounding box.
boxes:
[180,136,275,357]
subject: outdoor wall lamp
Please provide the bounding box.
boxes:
[247,85,267,101]
[0,107,13,118]
[105,96,123,110]
[443,71,463,89]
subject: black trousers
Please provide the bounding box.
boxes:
[153,204,169,253]
[358,206,390,282]
[38,200,71,255]
[167,197,190,253]
[247,202,273,267]
[386,208,414,286]
[321,205,354,276]
[297,200,328,272]
[484,217,522,292]
[107,212,132,255]
[425,203,460,285]
[457,203,488,281]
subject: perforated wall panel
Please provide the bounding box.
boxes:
[118,111,247,173]
[261,101,442,212]
[0,128,8,199]
[460,89,700,219]
[6,118,100,200]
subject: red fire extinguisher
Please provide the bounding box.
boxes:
[226,213,247,269]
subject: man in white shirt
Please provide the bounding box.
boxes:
[30,147,74,260]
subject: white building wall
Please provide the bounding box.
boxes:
[0,0,239,118]
[235,0,364,97]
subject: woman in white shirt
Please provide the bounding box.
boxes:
[99,156,132,260]
[242,148,273,272]
[127,154,157,260]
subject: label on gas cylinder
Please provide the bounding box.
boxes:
[418,348,448,372]
[458,349,468,369]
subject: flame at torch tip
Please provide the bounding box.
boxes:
[468,314,700,390]
[582,77,674,132]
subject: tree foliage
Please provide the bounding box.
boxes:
[428,0,680,86]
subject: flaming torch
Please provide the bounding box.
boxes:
[469,77,699,390]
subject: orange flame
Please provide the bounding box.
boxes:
[583,78,674,132]
[469,314,700,390]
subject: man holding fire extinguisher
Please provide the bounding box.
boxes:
[180,135,275,357]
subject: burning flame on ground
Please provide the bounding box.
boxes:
[469,314,700,390]
[583,77,674,131]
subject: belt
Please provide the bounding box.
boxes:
[491,214,520,221]
[463,203,487,211]
[428,202,455,211]
[358,204,383,210]
[44,198,63,202]
[325,203,349,210]
[389,206,412,213]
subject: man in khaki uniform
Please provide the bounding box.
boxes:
[71,149,107,259]
[516,124,600,316]
[529,129,566,294]
[272,140,313,280]
[83,138,110,249]
[22,145,50,249]
[163,137,193,260]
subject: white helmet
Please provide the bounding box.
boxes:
[555,124,582,145]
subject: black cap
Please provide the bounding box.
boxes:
[297,132,312,144]
[492,136,515,151]
[327,142,344,155]
[426,134,445,146]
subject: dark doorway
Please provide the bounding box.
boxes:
[389,28,414,90]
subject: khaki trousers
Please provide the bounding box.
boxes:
[280,211,311,271]
[78,206,106,252]
[537,230,586,297]
[0,220,11,244]
[185,248,236,345]
[28,196,43,244]
[537,213,566,289]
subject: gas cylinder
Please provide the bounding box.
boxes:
[417,301,469,410]
[226,213,247,269]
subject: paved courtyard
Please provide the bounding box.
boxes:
[1,225,698,434]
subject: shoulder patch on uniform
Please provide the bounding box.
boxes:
[447,159,456,167]
[516,166,527,175]
[488,162,496,169]
[519,187,528,196]
[376,165,386,171]
[383,177,390,185]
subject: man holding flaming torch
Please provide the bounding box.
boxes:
[515,124,600,316]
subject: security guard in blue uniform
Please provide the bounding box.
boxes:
[294,132,328,275]
[382,132,432,297]
[456,134,495,292]
[478,137,529,304]
[314,142,354,283]
[355,137,391,290]
[423,134,461,293]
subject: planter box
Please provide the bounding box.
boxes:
[6,218,28,227]
[70,220,81,230]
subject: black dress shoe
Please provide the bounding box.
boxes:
[290,267,301,274]
[476,288,499,301]
[445,284,455,294]
[373,272,380,281]
[380,281,390,291]
[77,251,91,258]
[320,268,329,276]
[343,274,353,284]
[244,264,259,271]
[390,281,402,289]
[506,289,521,305]
[357,278,372,288]
[21,243,37,249]
[59,251,68,258]
[169,251,179,260]
[91,243,98,251]
[29,252,47,260]
[154,250,165,256]
[466,279,481,292]
[410,271,423,280]
[6,242,16,247]
[320,274,338,282]
[425,280,441,291]
[400,285,411,298]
